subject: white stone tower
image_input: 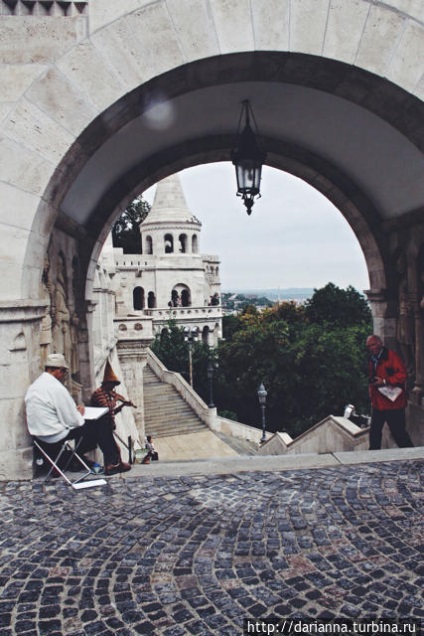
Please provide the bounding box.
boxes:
[110,173,222,345]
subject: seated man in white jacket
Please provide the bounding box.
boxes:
[25,353,130,476]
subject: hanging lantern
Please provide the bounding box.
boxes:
[231,100,266,215]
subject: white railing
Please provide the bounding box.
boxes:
[144,305,222,320]
[147,350,265,443]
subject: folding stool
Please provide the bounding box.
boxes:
[33,437,107,490]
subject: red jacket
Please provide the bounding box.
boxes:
[368,347,407,411]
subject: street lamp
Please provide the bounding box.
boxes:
[231,100,266,215]
[207,359,217,408]
[184,327,199,386]
[257,383,267,444]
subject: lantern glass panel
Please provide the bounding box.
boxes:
[236,161,262,195]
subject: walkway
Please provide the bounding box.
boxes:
[0,448,422,635]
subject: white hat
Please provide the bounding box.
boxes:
[45,353,69,369]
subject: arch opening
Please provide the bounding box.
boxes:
[25,52,424,407]
[29,52,423,309]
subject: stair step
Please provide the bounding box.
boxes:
[144,364,207,438]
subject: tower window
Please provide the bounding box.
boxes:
[133,287,145,310]
[165,234,174,253]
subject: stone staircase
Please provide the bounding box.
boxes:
[214,432,258,455]
[143,365,209,438]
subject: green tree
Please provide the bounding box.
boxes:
[151,284,372,439]
[112,196,150,254]
[222,314,242,339]
[269,300,305,324]
[150,320,187,375]
[150,320,217,400]
[283,322,370,435]
[304,283,372,328]
[216,284,372,436]
[217,317,292,429]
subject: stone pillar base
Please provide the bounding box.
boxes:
[0,446,33,482]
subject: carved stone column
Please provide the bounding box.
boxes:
[411,245,424,406]
[0,300,48,480]
[365,289,397,347]
[115,316,154,441]
[80,299,98,403]
[411,294,424,405]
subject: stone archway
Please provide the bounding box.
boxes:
[1,1,423,477]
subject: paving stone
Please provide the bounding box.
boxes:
[0,459,422,634]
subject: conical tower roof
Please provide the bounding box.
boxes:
[142,173,201,227]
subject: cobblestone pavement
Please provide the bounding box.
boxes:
[0,459,422,636]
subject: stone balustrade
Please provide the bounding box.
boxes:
[144,305,222,319]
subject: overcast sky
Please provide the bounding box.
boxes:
[145,162,370,293]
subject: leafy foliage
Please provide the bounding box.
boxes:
[151,285,373,439]
[304,283,371,327]
[150,320,188,375]
[150,320,218,401]
[112,196,151,254]
[222,314,243,339]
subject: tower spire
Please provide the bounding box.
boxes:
[145,174,200,225]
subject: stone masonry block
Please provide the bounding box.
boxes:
[56,40,125,112]
[26,67,96,137]
[0,16,87,64]
[91,18,149,94]
[355,4,405,76]
[0,251,31,302]
[166,0,219,62]
[386,21,424,93]
[20,263,45,302]
[324,0,369,64]
[251,0,290,51]
[0,63,46,102]
[208,0,254,54]
[0,411,21,452]
[0,181,41,232]
[0,137,54,197]
[0,103,12,126]
[0,447,32,480]
[4,99,74,164]
[389,0,424,23]
[88,0,143,34]
[0,351,32,403]
[121,3,186,82]
[290,0,330,55]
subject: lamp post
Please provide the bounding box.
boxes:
[257,383,267,444]
[184,327,198,387]
[231,100,267,215]
[207,359,216,408]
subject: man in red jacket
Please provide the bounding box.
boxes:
[366,335,414,450]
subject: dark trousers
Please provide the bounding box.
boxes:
[369,408,414,450]
[35,421,120,467]
[65,420,120,465]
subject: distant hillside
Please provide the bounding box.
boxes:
[223,288,315,301]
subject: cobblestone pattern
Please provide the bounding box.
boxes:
[0,460,422,635]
